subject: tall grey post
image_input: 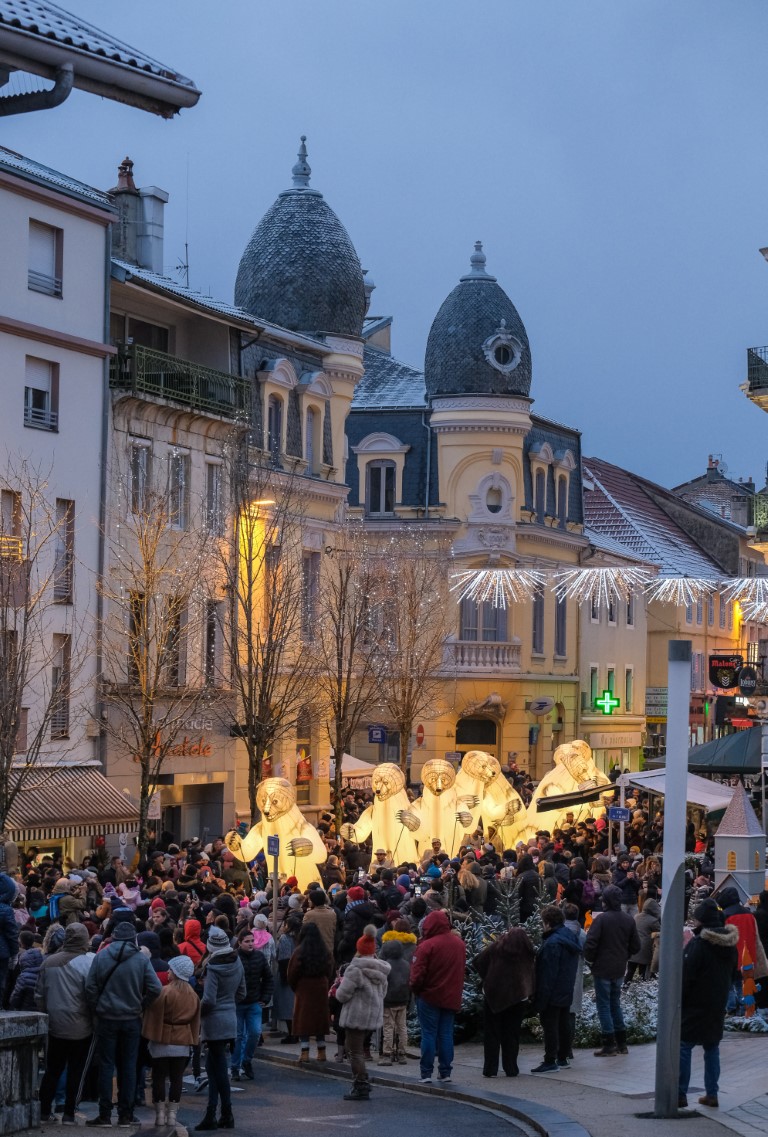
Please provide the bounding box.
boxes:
[654,640,691,1118]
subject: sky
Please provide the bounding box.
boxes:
[5,0,768,489]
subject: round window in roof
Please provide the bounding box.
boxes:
[482,319,522,375]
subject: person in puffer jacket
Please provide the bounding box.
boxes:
[0,873,19,998]
[410,909,466,1084]
[9,947,42,1010]
[335,926,390,1101]
[36,923,94,1123]
[378,936,411,1065]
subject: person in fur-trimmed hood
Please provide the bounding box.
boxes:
[335,925,390,1101]
[678,898,739,1110]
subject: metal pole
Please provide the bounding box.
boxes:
[619,779,626,850]
[761,722,768,839]
[269,850,280,1035]
[654,640,691,1118]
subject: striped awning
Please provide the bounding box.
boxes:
[5,765,138,841]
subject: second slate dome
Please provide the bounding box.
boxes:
[425,243,532,399]
[235,138,366,338]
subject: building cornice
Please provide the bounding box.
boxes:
[0,169,115,224]
[0,313,115,358]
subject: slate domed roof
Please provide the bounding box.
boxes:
[234,138,366,338]
[424,243,532,399]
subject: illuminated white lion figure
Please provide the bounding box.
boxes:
[350,762,420,865]
[224,777,327,890]
[412,759,472,859]
[524,740,612,834]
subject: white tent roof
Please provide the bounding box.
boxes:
[617,769,733,812]
[330,753,378,780]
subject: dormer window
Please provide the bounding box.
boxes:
[534,469,546,523]
[267,394,283,460]
[367,461,395,515]
[482,320,522,374]
[352,432,410,515]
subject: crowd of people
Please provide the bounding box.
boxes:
[0,781,765,1124]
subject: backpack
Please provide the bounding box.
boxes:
[581,878,596,905]
[48,893,61,920]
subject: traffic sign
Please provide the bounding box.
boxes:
[415,724,425,747]
[608,806,631,823]
[368,725,387,745]
[267,835,279,857]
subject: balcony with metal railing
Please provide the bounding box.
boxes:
[110,344,251,420]
[442,636,522,675]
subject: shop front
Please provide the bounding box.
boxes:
[585,728,644,775]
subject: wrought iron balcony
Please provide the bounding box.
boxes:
[747,346,768,392]
[442,637,521,674]
[110,344,251,420]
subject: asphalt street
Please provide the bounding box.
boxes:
[177,1065,528,1136]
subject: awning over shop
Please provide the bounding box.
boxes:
[618,769,734,812]
[687,727,763,775]
[6,765,139,841]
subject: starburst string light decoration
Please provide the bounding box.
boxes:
[449,568,547,608]
[737,599,768,623]
[644,576,718,606]
[720,577,768,606]
[553,566,652,610]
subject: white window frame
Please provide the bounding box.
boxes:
[28,219,62,297]
[130,439,151,515]
[168,450,190,530]
[625,667,633,713]
[205,460,225,536]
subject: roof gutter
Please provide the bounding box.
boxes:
[0,61,72,116]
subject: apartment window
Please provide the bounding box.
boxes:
[130,441,151,514]
[205,462,224,536]
[696,597,703,625]
[302,551,320,641]
[590,666,599,707]
[748,641,760,665]
[168,451,189,529]
[534,469,546,523]
[50,633,71,739]
[607,667,615,694]
[460,598,507,642]
[708,595,715,627]
[626,594,634,628]
[267,394,283,459]
[532,591,545,654]
[24,357,58,431]
[366,461,395,515]
[53,499,74,603]
[128,591,145,686]
[685,601,693,624]
[305,407,316,473]
[554,595,567,657]
[719,595,726,629]
[127,317,169,353]
[625,668,633,713]
[28,219,62,297]
[728,601,733,631]
[556,475,568,529]
[204,600,224,686]
[590,595,599,623]
[14,708,28,755]
[0,490,22,561]
[162,600,186,687]
[608,596,617,625]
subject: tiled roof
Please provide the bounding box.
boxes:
[352,347,426,409]
[112,259,324,352]
[0,0,198,87]
[716,781,764,838]
[0,144,112,207]
[584,528,658,565]
[583,456,724,578]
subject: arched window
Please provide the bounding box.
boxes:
[267,394,283,460]
[557,475,568,528]
[366,460,395,515]
[456,717,497,750]
[305,406,316,473]
[535,469,546,523]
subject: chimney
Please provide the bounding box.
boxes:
[109,157,168,274]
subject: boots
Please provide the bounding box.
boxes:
[218,1110,235,1130]
[593,1034,618,1057]
[154,1102,167,1126]
[343,1081,371,1101]
[298,1048,310,1064]
[167,1105,178,1129]
[615,1030,629,1055]
[194,1110,218,1131]
[316,1046,327,1062]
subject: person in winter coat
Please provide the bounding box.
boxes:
[531,906,582,1073]
[678,898,739,1109]
[274,914,302,1042]
[85,921,162,1126]
[54,879,86,927]
[138,930,171,986]
[563,903,587,1058]
[717,885,768,1013]
[625,898,660,984]
[336,887,378,966]
[195,925,246,1131]
[288,921,334,1063]
[302,890,338,962]
[584,884,640,1057]
[0,873,19,998]
[231,926,273,1080]
[611,855,641,915]
[9,946,42,1010]
[36,923,94,1123]
[335,925,390,1101]
[754,891,768,1011]
[514,855,542,923]
[410,909,466,1084]
[177,919,206,968]
[142,955,201,1128]
[378,934,412,1065]
[474,926,535,1078]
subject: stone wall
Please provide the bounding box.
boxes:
[0,1013,46,1134]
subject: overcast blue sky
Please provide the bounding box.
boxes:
[6,1,768,488]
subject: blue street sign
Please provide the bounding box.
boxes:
[368,725,387,744]
[267,835,279,857]
[608,806,630,823]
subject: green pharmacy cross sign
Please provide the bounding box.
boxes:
[595,689,620,715]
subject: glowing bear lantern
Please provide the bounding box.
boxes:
[524,740,612,835]
[224,777,327,890]
[349,762,420,865]
[413,758,473,858]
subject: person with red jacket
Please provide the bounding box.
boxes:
[177,919,206,967]
[409,910,466,1085]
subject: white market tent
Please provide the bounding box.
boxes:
[617,769,734,813]
[329,753,378,785]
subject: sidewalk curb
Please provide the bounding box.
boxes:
[255,1049,593,1137]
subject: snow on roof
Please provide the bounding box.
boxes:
[716,781,764,838]
[0,143,112,207]
[352,346,426,409]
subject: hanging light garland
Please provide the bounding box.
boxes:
[644,576,718,606]
[449,568,546,608]
[720,577,768,606]
[737,598,768,623]
[553,566,651,610]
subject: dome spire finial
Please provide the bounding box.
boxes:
[292,135,311,189]
[461,239,496,282]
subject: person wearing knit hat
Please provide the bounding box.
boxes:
[37,921,93,1124]
[346,885,366,902]
[335,925,391,1100]
[205,925,232,958]
[195,924,245,1130]
[142,951,201,1127]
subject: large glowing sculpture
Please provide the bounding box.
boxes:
[412,758,473,858]
[524,740,613,835]
[454,750,527,842]
[349,762,421,865]
[224,777,327,890]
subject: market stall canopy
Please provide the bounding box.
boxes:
[329,753,378,785]
[6,764,139,841]
[618,769,734,812]
[687,727,763,775]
